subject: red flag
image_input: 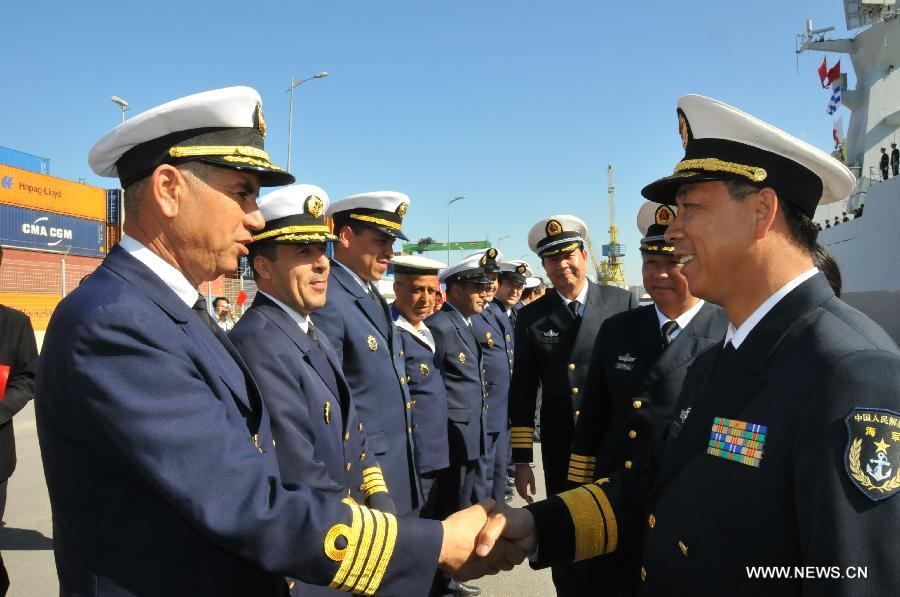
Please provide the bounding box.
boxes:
[817,58,828,88]
[236,290,248,306]
[0,364,10,401]
[826,60,841,87]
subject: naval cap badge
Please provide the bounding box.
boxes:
[255,102,267,138]
[655,205,675,226]
[546,219,563,236]
[306,194,324,218]
[395,202,408,218]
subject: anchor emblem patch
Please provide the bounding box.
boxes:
[844,407,900,501]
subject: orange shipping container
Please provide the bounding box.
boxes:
[0,163,106,221]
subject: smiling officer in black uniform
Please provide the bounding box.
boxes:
[566,201,728,595]
[479,94,900,596]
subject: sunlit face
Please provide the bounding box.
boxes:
[170,167,263,284]
[665,181,757,304]
[542,248,587,296]
[484,272,499,302]
[255,243,330,316]
[433,283,445,313]
[338,226,396,281]
[496,278,524,309]
[641,253,694,315]
[393,274,439,325]
[447,281,490,317]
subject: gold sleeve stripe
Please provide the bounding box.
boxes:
[585,482,618,554]
[366,511,398,594]
[567,474,594,484]
[569,454,598,464]
[558,480,618,561]
[339,505,373,590]
[327,499,363,587]
[511,426,535,433]
[567,462,595,472]
[356,509,388,594]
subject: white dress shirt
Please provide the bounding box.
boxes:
[119,235,199,308]
[258,290,310,333]
[556,281,589,317]
[724,267,819,349]
[655,299,706,342]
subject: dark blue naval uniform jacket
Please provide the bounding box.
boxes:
[426,304,487,464]
[35,246,441,597]
[391,309,450,476]
[231,294,396,596]
[472,300,514,435]
[311,261,421,514]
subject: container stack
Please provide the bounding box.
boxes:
[0,145,111,331]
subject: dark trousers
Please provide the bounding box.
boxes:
[1,479,7,597]
[893,162,899,176]
[474,432,500,502]
[491,428,510,501]
[882,165,889,180]
[429,462,478,597]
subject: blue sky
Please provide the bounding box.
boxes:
[2,0,852,285]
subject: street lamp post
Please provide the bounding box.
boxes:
[287,71,328,173]
[447,196,466,265]
[110,96,129,235]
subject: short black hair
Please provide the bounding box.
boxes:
[213,296,229,307]
[331,213,369,237]
[247,241,279,281]
[725,180,818,254]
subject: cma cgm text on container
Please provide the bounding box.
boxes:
[0,204,107,258]
[0,163,105,221]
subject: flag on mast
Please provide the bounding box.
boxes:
[826,81,843,115]
[826,60,841,87]
[817,58,828,88]
[833,116,844,148]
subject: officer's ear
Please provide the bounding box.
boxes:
[253,253,274,281]
[337,225,355,249]
[149,164,186,219]
[752,187,779,240]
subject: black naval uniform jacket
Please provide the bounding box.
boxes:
[567,302,728,487]
[527,273,900,595]
[312,261,421,514]
[427,304,488,465]
[509,281,636,494]
[0,304,38,482]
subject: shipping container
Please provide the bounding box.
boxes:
[106,188,121,225]
[107,224,120,249]
[0,164,105,221]
[0,204,107,258]
[0,145,50,175]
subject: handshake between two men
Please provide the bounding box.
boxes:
[437,500,539,581]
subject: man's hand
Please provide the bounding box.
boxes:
[476,504,538,557]
[439,500,527,581]
[515,463,536,504]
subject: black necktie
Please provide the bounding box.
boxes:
[661,320,679,348]
[306,320,321,349]
[192,296,221,335]
[712,341,735,372]
[568,300,581,319]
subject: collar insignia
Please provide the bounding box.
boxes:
[543,329,559,337]
[367,335,378,351]
[618,353,636,363]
